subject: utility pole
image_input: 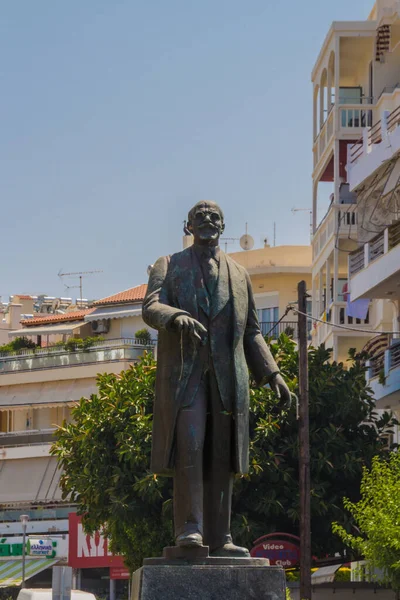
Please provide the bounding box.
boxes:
[298,280,311,600]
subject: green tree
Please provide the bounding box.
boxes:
[52,337,396,570]
[333,452,400,590]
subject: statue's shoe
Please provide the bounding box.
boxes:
[210,543,250,558]
[176,532,203,547]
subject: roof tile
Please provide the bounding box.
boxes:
[21,309,94,327]
[93,284,147,306]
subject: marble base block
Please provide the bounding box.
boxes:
[131,561,286,599]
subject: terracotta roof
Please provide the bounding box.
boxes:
[15,295,33,300]
[21,309,94,327]
[93,284,147,306]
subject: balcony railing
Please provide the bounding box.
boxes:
[0,338,155,374]
[348,103,400,167]
[313,204,357,259]
[0,428,56,447]
[368,340,400,381]
[349,219,400,277]
[314,109,334,169]
[259,321,299,339]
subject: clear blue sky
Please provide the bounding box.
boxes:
[1,0,373,301]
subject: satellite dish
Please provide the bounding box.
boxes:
[240,234,254,251]
[147,265,154,276]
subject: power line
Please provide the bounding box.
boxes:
[289,306,399,336]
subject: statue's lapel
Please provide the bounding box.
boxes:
[211,252,230,320]
[226,256,247,339]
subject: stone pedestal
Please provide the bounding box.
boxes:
[131,559,285,599]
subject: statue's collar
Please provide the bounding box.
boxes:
[193,244,220,263]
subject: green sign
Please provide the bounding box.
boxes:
[0,538,57,559]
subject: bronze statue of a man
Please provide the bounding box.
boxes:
[143,201,290,557]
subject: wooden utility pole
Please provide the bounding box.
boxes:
[298,280,311,600]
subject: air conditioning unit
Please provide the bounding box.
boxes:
[91,319,110,334]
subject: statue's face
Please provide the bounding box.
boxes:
[189,203,224,244]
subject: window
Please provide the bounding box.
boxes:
[257,307,279,336]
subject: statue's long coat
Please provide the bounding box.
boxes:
[142,246,280,476]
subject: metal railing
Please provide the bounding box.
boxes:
[389,219,400,248]
[349,247,365,276]
[350,120,383,164]
[349,219,400,277]
[370,351,386,378]
[390,341,400,370]
[349,102,400,166]
[259,321,299,339]
[0,337,156,360]
[369,231,385,261]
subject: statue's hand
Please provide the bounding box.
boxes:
[174,315,208,344]
[269,374,292,411]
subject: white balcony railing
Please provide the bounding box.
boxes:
[313,204,357,260]
[0,338,155,374]
[349,220,400,277]
[314,109,334,169]
[347,103,400,189]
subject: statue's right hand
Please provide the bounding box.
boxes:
[173,315,208,344]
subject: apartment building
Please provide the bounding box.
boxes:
[229,244,312,339]
[344,0,400,414]
[311,7,375,362]
[0,284,151,590]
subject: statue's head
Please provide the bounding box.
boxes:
[187,201,225,245]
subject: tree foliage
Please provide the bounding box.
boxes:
[333,452,400,590]
[52,337,396,570]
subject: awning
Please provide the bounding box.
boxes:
[0,378,97,409]
[311,564,344,584]
[0,456,63,504]
[84,306,142,322]
[9,322,85,338]
[0,558,59,587]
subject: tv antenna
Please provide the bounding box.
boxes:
[240,223,254,251]
[291,208,313,239]
[58,269,103,303]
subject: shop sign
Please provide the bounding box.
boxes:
[0,537,57,559]
[28,538,57,557]
[250,533,300,568]
[68,513,125,569]
[110,567,130,580]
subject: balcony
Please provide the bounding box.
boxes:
[347,101,400,191]
[0,428,56,447]
[368,340,400,408]
[313,101,374,174]
[259,321,299,339]
[314,109,335,169]
[312,301,371,347]
[349,220,400,300]
[313,204,357,262]
[0,338,155,375]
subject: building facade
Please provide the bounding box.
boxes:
[0,284,152,593]
[310,0,400,362]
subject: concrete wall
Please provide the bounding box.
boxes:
[250,273,312,319]
[288,584,396,600]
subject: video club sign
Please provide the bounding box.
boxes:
[68,513,126,573]
[250,533,300,568]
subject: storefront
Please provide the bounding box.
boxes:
[0,535,67,588]
[68,514,129,600]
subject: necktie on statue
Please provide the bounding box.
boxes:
[201,250,219,296]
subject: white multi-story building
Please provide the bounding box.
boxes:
[310,0,400,363]
[0,284,152,592]
[344,1,400,413]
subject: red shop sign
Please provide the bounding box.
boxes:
[110,567,130,580]
[68,513,125,569]
[250,533,300,568]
